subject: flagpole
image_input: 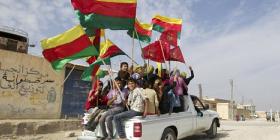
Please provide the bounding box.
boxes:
[103,29,107,42]
[100,59,130,110]
[101,31,116,89]
[158,40,169,73]
[134,27,147,65]
[126,54,139,65]
[169,59,171,74]
[132,32,135,66]
[147,42,150,75]
[178,40,189,69]
[61,64,76,87]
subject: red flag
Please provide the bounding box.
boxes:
[168,46,185,63]
[86,56,97,64]
[93,29,102,50]
[160,30,178,46]
[142,41,170,63]
[86,28,102,65]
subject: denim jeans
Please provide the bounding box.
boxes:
[113,110,142,139]
[99,106,124,138]
[85,109,105,131]
[168,91,176,113]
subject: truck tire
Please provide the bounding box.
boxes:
[161,128,177,140]
[206,120,218,138]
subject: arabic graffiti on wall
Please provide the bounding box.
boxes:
[0,64,55,99]
[0,50,64,119]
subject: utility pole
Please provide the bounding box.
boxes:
[198,84,203,100]
[276,110,279,122]
[250,99,254,117]
[270,108,273,122]
[230,79,234,120]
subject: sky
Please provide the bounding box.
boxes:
[0,0,280,111]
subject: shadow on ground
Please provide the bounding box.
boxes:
[181,131,231,140]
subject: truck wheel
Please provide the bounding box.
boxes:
[207,120,218,138]
[161,128,177,140]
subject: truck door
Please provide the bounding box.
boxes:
[192,97,208,130]
[177,96,195,138]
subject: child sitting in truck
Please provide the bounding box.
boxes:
[113,78,148,140]
[118,62,130,86]
[153,75,177,115]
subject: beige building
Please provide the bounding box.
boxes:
[256,111,267,118]
[201,96,257,120]
[236,104,256,119]
[202,97,237,120]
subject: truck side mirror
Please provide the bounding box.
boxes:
[204,104,209,110]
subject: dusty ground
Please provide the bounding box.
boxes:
[183,119,280,140]
[1,119,280,140]
[0,130,82,140]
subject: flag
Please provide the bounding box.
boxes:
[89,40,126,65]
[82,39,126,81]
[86,28,105,65]
[41,25,99,71]
[96,69,108,78]
[152,15,182,34]
[156,62,162,77]
[82,64,101,81]
[160,30,179,46]
[72,0,137,30]
[168,46,185,63]
[86,56,98,64]
[99,39,126,59]
[142,41,170,63]
[127,19,152,43]
[90,28,105,49]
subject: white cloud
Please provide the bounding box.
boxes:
[186,5,280,110]
[0,0,77,56]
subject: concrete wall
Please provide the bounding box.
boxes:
[0,49,64,119]
[236,109,251,119]
[256,111,266,118]
[217,103,230,120]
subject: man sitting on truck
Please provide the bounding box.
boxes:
[99,77,128,139]
[113,78,148,140]
[85,81,108,131]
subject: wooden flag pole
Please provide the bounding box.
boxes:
[147,41,150,75]
[169,60,171,74]
[126,54,139,65]
[61,64,76,87]
[103,29,107,42]
[178,39,189,69]
[134,28,147,65]
[132,32,135,66]
[100,59,130,110]
[158,40,169,72]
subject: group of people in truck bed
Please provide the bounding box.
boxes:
[84,62,194,140]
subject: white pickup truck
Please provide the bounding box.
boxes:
[78,95,220,140]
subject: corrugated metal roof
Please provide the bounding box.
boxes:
[0,25,28,38]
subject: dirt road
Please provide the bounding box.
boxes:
[183,119,280,140]
[2,119,280,140]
